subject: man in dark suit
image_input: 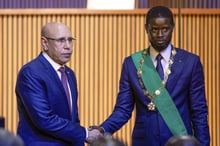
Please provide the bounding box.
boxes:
[15,22,103,146]
[90,6,210,146]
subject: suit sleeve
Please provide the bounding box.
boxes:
[15,67,86,143]
[100,58,135,134]
[189,56,210,146]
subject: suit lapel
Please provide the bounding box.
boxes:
[166,49,185,92]
[38,54,72,117]
[65,68,76,98]
[39,54,63,88]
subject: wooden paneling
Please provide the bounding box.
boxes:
[0,9,219,146]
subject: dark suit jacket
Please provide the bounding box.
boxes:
[100,48,210,146]
[15,53,86,146]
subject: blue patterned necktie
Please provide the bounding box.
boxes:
[156,54,164,80]
[58,67,72,115]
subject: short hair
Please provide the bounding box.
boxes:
[91,135,125,146]
[165,135,201,146]
[146,6,174,26]
[0,128,24,146]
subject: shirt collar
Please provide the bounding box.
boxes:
[149,44,172,63]
[42,52,63,71]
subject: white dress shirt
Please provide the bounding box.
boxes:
[149,44,172,77]
[42,52,72,109]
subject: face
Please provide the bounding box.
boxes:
[146,17,174,52]
[41,23,75,65]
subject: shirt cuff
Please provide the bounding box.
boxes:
[85,128,88,138]
[100,127,105,134]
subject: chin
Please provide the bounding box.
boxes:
[153,45,166,52]
[152,43,169,52]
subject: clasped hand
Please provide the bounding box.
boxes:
[86,125,104,144]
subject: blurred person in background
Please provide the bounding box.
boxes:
[165,135,201,146]
[0,128,24,146]
[90,135,125,146]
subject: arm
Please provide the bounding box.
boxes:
[100,58,135,134]
[189,56,210,146]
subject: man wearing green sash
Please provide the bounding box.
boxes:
[90,6,210,146]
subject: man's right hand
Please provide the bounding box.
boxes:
[88,125,104,135]
[86,128,103,144]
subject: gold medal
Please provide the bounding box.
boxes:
[147,101,155,111]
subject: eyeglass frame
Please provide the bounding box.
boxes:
[44,36,76,46]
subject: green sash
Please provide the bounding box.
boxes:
[131,50,188,135]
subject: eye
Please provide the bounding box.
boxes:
[151,28,158,33]
[67,38,74,43]
[162,27,169,32]
[58,38,66,43]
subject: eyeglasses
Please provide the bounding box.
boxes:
[45,37,76,46]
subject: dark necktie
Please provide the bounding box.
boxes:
[156,54,164,80]
[58,67,72,114]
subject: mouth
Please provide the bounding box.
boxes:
[155,40,167,46]
[62,53,72,57]
[156,39,165,43]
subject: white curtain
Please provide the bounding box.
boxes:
[87,0,135,9]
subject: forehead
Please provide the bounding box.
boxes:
[47,24,72,37]
[149,17,171,26]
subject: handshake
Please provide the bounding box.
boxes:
[86,125,105,144]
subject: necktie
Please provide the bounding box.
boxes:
[156,54,164,80]
[58,67,72,114]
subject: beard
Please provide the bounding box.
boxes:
[150,41,170,52]
[148,30,173,52]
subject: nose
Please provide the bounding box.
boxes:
[63,40,72,49]
[157,29,163,36]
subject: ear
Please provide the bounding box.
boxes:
[145,24,149,34]
[41,37,48,51]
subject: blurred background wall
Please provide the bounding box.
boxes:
[0,0,219,8]
[0,0,219,146]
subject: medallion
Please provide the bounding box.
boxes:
[147,101,156,111]
[137,47,177,112]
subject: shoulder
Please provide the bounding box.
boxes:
[17,54,51,79]
[124,50,143,62]
[176,48,199,57]
[122,55,134,66]
[175,48,200,61]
